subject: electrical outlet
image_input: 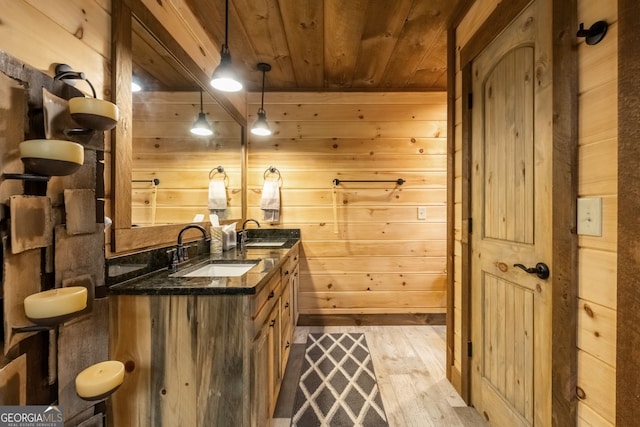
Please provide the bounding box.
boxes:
[417,206,427,220]
[577,197,602,236]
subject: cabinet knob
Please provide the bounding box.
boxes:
[284,302,289,309]
[269,319,276,327]
[285,341,290,349]
[268,291,275,299]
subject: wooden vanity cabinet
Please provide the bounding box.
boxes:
[110,243,300,427]
[251,244,300,425]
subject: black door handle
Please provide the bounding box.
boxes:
[513,262,550,280]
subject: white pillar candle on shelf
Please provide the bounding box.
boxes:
[75,360,125,400]
[23,287,87,322]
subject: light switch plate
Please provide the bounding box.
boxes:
[417,206,427,220]
[577,197,602,236]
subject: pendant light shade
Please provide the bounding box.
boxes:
[251,63,272,136]
[210,0,243,92]
[191,90,213,136]
[251,109,271,136]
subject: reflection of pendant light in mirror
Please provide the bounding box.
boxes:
[190,90,213,136]
[131,77,142,93]
[251,63,272,136]
[210,0,243,92]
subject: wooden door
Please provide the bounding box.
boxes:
[470,0,552,425]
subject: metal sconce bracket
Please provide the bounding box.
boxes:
[576,21,608,45]
[54,63,97,98]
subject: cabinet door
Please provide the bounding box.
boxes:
[280,281,292,373]
[267,303,281,415]
[291,264,299,326]
[251,330,269,427]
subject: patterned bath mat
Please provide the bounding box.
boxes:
[291,333,389,426]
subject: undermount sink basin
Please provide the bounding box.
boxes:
[244,240,287,248]
[170,259,260,278]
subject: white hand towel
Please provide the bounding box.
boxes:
[260,180,280,222]
[208,180,227,217]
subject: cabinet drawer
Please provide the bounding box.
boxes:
[252,272,281,334]
[280,245,299,290]
[281,261,292,288]
[280,288,292,332]
[284,245,299,275]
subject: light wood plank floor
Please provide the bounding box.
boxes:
[272,325,487,427]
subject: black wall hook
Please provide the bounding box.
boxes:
[576,21,608,45]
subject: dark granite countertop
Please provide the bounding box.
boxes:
[108,240,298,296]
[107,228,300,296]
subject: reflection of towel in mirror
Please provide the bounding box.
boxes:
[261,180,280,222]
[208,180,227,218]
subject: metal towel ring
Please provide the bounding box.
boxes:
[263,166,281,182]
[209,166,227,180]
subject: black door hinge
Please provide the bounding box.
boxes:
[468,218,472,234]
[468,341,473,358]
[468,92,473,109]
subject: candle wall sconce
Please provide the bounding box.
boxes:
[576,21,608,45]
[75,360,125,401]
[13,286,88,333]
[54,63,119,131]
[19,139,84,177]
[23,287,88,325]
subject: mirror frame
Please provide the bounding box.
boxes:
[110,0,247,254]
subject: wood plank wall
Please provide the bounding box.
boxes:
[0,0,111,424]
[246,92,448,316]
[575,1,618,425]
[131,91,243,225]
[452,0,618,425]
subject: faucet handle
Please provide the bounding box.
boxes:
[178,245,190,262]
[166,248,179,270]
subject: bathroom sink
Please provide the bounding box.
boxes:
[244,239,288,248]
[170,259,260,277]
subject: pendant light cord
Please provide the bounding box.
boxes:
[223,0,229,51]
[260,67,266,111]
[200,90,204,112]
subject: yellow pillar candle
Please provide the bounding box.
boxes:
[68,97,119,131]
[75,360,125,400]
[23,287,87,323]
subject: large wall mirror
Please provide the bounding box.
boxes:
[111,0,246,254]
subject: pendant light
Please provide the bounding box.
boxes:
[210,0,243,92]
[190,90,213,136]
[251,62,272,136]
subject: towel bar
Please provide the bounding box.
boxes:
[332,178,405,185]
[132,179,160,185]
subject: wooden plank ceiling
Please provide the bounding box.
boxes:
[183,0,461,92]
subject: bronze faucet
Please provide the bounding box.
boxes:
[168,224,209,270]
